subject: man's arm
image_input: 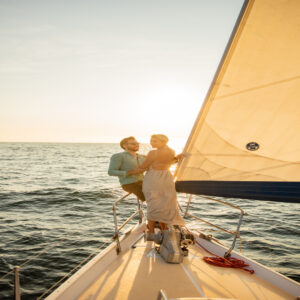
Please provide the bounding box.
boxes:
[138,150,155,169]
[108,154,127,177]
[126,151,154,175]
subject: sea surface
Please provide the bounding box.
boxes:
[0,142,299,299]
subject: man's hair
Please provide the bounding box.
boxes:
[120,136,136,149]
[151,134,169,144]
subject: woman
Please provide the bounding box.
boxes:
[128,134,185,237]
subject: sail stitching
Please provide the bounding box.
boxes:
[195,122,300,163]
[184,155,297,181]
[189,153,300,161]
[214,75,300,100]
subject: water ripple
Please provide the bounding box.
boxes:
[0,142,299,299]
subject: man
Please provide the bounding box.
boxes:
[108,136,146,201]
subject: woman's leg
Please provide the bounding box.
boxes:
[159,222,168,230]
[148,220,156,233]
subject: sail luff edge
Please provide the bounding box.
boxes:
[174,0,255,179]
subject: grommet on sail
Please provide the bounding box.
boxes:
[175,0,300,203]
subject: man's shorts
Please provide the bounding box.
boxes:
[121,181,145,202]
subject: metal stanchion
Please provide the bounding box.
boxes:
[14,266,20,300]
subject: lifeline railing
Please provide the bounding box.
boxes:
[0,232,113,300]
[0,192,142,300]
[1,193,241,299]
[112,193,144,254]
[182,194,246,257]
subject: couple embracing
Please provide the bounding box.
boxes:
[108,135,185,240]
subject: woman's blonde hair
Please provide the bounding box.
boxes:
[151,134,169,144]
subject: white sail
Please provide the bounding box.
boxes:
[176,0,300,202]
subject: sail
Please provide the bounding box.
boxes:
[175,0,300,202]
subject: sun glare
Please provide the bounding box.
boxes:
[133,83,202,144]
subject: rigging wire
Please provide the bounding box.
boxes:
[0,231,82,282]
[0,232,113,299]
[37,238,113,300]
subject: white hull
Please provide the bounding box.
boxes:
[46,223,300,300]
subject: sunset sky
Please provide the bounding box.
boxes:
[0,0,243,147]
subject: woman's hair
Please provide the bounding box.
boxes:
[120,136,135,149]
[151,134,169,144]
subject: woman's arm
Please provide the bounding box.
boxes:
[138,150,155,169]
[126,151,155,175]
[172,153,183,163]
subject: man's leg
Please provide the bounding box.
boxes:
[121,181,145,202]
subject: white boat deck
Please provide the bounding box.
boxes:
[76,236,294,300]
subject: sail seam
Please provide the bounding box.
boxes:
[215,75,300,100]
[183,161,295,181]
[195,121,300,163]
[189,153,300,162]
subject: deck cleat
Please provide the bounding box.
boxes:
[180,227,195,247]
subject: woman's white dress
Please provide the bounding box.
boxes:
[142,167,185,225]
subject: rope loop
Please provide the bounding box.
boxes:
[203,256,254,274]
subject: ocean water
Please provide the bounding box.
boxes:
[0,142,299,299]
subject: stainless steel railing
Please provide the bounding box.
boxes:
[14,266,20,300]
[0,192,144,299]
[112,193,144,254]
[182,194,246,257]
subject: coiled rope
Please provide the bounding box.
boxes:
[195,240,254,274]
[203,256,254,274]
[183,226,252,274]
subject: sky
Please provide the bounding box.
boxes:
[0,0,244,147]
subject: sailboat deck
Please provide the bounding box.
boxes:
[77,237,293,300]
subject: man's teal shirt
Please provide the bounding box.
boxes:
[108,151,146,185]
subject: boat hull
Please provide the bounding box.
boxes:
[45,223,300,300]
